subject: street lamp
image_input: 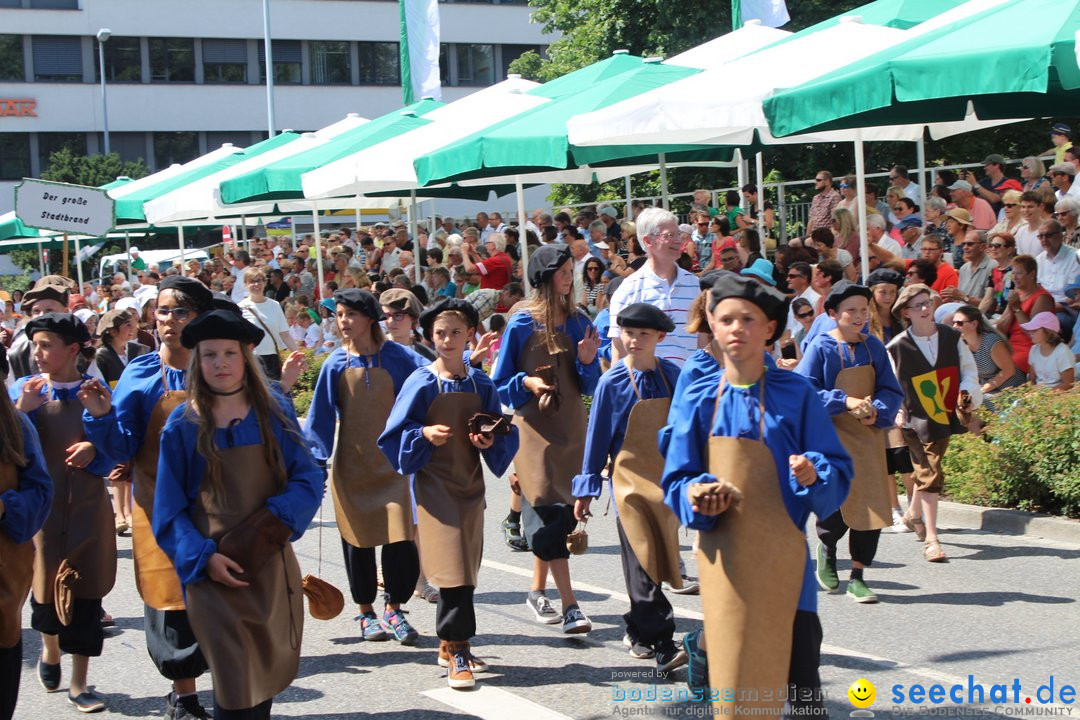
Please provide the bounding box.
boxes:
[96,28,111,155]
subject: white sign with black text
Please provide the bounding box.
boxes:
[15,178,116,237]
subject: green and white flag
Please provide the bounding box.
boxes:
[400,0,441,104]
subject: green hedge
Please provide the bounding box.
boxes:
[942,386,1080,518]
[289,349,331,418]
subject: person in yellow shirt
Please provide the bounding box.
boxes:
[1042,123,1073,166]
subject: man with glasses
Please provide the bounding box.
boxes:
[1035,220,1080,343]
[807,170,840,235]
[944,233,995,306]
[889,165,922,204]
[607,208,699,366]
[1049,163,1079,202]
[963,154,1022,215]
[689,211,715,263]
[918,236,959,295]
[785,261,819,331]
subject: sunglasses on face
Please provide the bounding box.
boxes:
[988,243,1009,249]
[796,311,814,320]
[787,273,805,280]
[1037,232,1062,239]
[155,307,193,320]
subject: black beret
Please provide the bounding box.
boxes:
[25,312,90,346]
[419,298,480,341]
[617,302,675,332]
[180,309,264,349]
[604,275,624,299]
[824,280,873,313]
[708,274,789,344]
[159,276,213,311]
[333,288,384,321]
[210,291,242,314]
[866,268,904,289]
[699,269,735,291]
[527,244,572,287]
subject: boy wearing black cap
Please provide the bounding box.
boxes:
[662,276,852,718]
[795,282,903,603]
[11,313,117,713]
[379,298,519,690]
[573,303,686,672]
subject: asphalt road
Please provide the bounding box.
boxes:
[14,470,1080,720]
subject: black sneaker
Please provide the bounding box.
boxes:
[67,690,106,713]
[167,692,213,720]
[655,639,689,674]
[37,658,61,692]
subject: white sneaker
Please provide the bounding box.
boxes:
[887,509,913,533]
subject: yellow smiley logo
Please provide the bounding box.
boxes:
[848,679,876,708]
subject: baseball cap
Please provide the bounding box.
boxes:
[981,154,1006,166]
[948,180,973,192]
[896,215,923,231]
[1050,123,1072,137]
[1020,311,1060,333]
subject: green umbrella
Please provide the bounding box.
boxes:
[112,131,299,223]
[0,212,50,241]
[764,0,1080,137]
[219,99,443,205]
[415,55,741,187]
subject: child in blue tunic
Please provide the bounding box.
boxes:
[662,275,852,715]
[572,303,684,673]
[795,281,903,604]
[0,388,53,720]
[379,298,518,690]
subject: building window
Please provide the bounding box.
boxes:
[98,132,148,165]
[0,34,23,82]
[310,41,351,85]
[206,131,254,150]
[95,36,142,83]
[357,42,398,85]
[499,44,538,79]
[154,132,198,169]
[30,0,80,7]
[32,36,82,82]
[0,133,30,181]
[202,39,248,83]
[258,40,302,84]
[39,132,87,172]
[455,44,494,86]
[149,38,195,83]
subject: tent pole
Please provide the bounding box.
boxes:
[62,233,69,278]
[355,198,361,237]
[916,136,927,204]
[854,131,870,282]
[74,235,84,290]
[659,153,669,210]
[312,206,325,299]
[624,175,632,221]
[430,200,437,251]
[737,155,748,213]
[755,152,765,239]
[124,231,132,284]
[178,226,186,268]
[241,214,248,254]
[409,190,421,285]
[516,176,530,294]
[38,240,44,275]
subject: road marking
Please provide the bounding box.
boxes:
[423,685,574,720]
[480,559,1066,709]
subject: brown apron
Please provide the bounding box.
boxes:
[31,395,116,604]
[186,444,302,711]
[698,377,804,718]
[331,355,413,548]
[831,338,891,532]
[413,370,484,588]
[0,462,34,648]
[512,330,588,506]
[131,364,187,610]
[611,369,682,588]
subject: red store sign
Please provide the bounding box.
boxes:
[0,99,37,117]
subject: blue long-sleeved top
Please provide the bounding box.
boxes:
[303,342,425,465]
[572,358,681,504]
[593,308,613,364]
[0,412,53,544]
[82,351,185,463]
[490,310,600,409]
[793,332,903,428]
[661,366,853,613]
[378,365,518,478]
[153,394,324,588]
[10,374,117,477]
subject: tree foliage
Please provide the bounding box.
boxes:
[41,148,149,187]
[511,0,1075,210]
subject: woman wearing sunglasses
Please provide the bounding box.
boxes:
[980,232,1017,318]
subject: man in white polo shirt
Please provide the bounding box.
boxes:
[608,207,700,366]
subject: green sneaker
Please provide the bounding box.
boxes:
[815,542,840,593]
[846,578,879,604]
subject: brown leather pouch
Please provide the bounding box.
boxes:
[566,520,589,555]
[54,559,81,627]
[468,412,513,437]
[302,574,345,620]
[534,364,561,414]
[217,507,292,583]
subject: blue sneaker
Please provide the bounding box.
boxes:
[683,630,708,696]
[358,611,388,641]
[381,607,419,645]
